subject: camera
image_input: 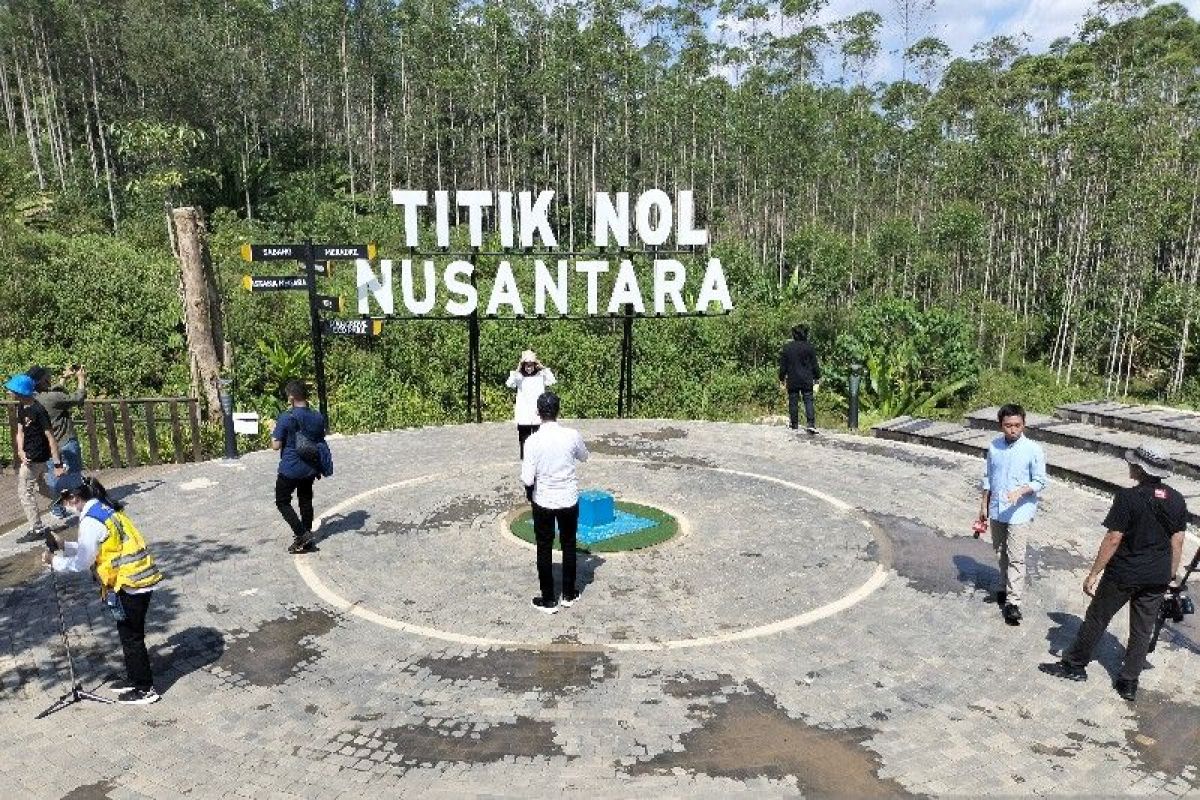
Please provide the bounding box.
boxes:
[1161,588,1195,624]
[44,530,59,553]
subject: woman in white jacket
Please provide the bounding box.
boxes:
[506,349,556,459]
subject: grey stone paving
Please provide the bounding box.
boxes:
[0,420,1197,798]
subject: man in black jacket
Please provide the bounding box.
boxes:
[778,325,822,434]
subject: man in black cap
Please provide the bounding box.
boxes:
[28,365,87,517]
[778,325,821,434]
[1040,443,1188,701]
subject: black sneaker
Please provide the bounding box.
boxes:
[531,597,559,615]
[116,687,160,705]
[287,536,316,554]
[1115,678,1138,702]
[1039,661,1087,682]
[806,426,819,435]
[17,525,49,543]
[1003,603,1022,625]
[560,592,579,608]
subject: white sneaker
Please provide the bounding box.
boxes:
[560,593,578,608]
[116,688,160,705]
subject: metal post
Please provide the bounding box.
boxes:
[467,264,481,423]
[303,239,330,420]
[618,303,634,417]
[217,378,237,459]
[849,363,862,430]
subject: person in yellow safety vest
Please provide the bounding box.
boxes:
[44,478,163,705]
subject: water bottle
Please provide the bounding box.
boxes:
[105,592,126,623]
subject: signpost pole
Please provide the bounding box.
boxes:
[467,263,481,423]
[621,302,634,417]
[303,239,330,419]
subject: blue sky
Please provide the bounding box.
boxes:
[710,0,1200,82]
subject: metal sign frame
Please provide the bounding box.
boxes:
[243,244,727,424]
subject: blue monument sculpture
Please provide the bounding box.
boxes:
[573,489,655,546]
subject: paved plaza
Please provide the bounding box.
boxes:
[1,420,1197,798]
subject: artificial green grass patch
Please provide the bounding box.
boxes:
[509,500,679,552]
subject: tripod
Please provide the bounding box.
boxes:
[35,566,114,719]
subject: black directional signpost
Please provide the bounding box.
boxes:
[241,240,376,418]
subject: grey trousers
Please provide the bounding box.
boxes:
[990,519,1031,606]
[17,460,50,527]
[1064,574,1164,683]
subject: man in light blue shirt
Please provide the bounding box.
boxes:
[978,404,1048,625]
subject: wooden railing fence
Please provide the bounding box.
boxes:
[2,397,204,471]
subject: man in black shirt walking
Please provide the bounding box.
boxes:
[1040,444,1188,701]
[5,373,65,542]
[778,325,821,433]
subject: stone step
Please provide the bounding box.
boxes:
[965,407,1200,483]
[872,416,1200,525]
[1055,399,1200,445]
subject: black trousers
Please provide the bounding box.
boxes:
[1064,574,1165,682]
[787,389,816,429]
[517,424,540,459]
[276,475,316,538]
[116,590,154,690]
[532,503,578,604]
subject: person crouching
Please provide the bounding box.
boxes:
[46,479,163,705]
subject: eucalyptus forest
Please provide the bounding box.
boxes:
[1,0,1198,443]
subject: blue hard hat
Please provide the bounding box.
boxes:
[4,373,35,396]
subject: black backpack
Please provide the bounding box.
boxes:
[288,412,325,473]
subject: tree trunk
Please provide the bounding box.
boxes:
[173,207,227,423]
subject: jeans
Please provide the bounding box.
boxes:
[1064,574,1164,683]
[787,389,815,429]
[275,475,316,539]
[990,519,1030,606]
[116,590,155,690]
[532,503,578,604]
[45,438,84,506]
[517,424,540,459]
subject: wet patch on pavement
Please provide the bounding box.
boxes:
[589,434,716,468]
[662,674,734,699]
[638,427,688,442]
[1128,692,1200,784]
[313,717,566,769]
[1028,545,1085,577]
[867,513,996,595]
[60,780,117,800]
[365,484,518,537]
[627,680,918,796]
[0,550,43,590]
[410,647,616,696]
[213,607,338,687]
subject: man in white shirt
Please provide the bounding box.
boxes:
[505,349,557,459]
[520,392,589,614]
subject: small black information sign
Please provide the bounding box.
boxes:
[242,275,309,292]
[240,243,309,262]
[314,244,376,261]
[322,318,383,337]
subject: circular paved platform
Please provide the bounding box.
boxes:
[0,420,1197,798]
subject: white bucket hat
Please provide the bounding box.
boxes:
[1124,443,1173,478]
[520,349,539,365]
